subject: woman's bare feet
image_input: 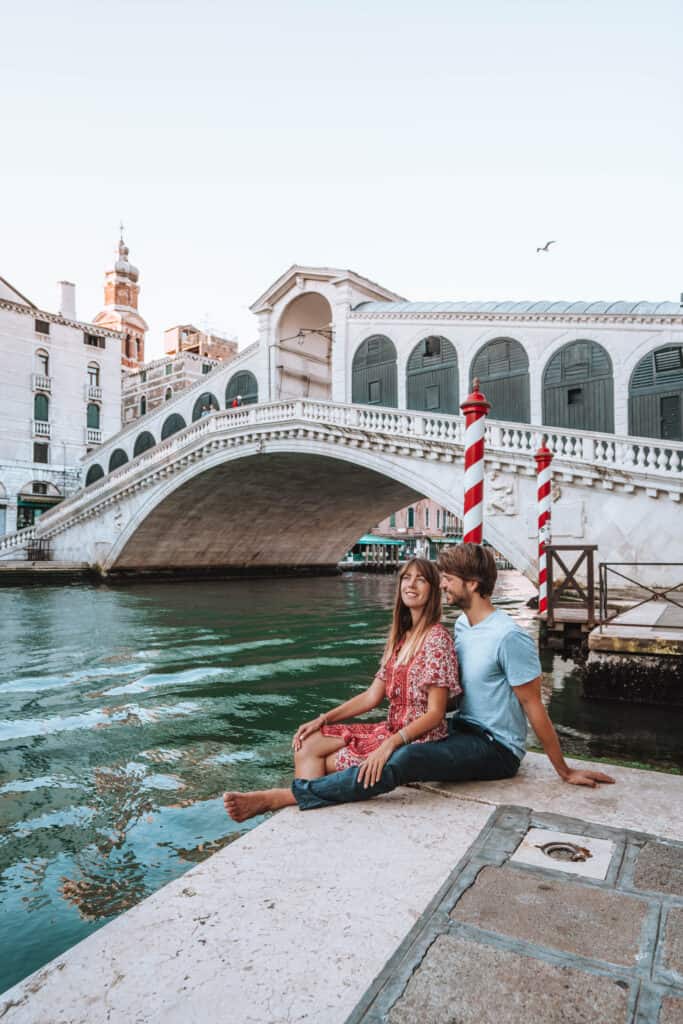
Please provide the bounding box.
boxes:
[223,788,296,822]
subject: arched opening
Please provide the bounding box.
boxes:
[34,393,49,422]
[192,392,219,421]
[406,336,459,413]
[140,396,147,416]
[275,292,333,399]
[87,362,100,388]
[133,431,156,457]
[161,413,187,440]
[85,464,105,488]
[16,479,62,528]
[352,335,398,408]
[35,349,50,376]
[109,448,129,472]
[226,371,258,406]
[470,338,530,423]
[629,344,683,441]
[165,387,173,401]
[86,403,101,430]
[542,340,614,433]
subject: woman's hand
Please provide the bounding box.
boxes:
[292,715,326,751]
[358,737,398,789]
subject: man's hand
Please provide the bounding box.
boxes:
[358,739,396,788]
[563,768,616,788]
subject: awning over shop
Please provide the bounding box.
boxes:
[354,534,404,547]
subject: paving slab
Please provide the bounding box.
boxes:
[659,995,683,1024]
[387,934,631,1024]
[633,841,683,896]
[662,907,683,979]
[451,864,649,965]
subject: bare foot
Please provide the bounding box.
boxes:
[223,788,296,822]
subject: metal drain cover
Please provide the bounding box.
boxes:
[511,828,615,879]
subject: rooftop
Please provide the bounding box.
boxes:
[353,299,683,316]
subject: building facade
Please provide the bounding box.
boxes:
[372,499,462,558]
[121,350,230,425]
[0,276,121,535]
[164,324,238,363]
[93,233,148,371]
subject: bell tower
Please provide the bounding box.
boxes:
[94,226,149,371]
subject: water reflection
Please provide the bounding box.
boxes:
[0,571,680,994]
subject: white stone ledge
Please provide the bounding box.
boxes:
[2,755,682,1023]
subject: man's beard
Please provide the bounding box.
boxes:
[447,590,471,611]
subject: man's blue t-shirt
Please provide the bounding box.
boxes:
[454,609,541,761]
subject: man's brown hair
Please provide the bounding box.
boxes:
[437,543,498,599]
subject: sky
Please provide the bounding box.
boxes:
[2,0,682,358]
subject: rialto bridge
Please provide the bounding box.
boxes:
[1,266,682,577]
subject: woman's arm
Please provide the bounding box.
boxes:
[357,686,448,787]
[292,672,386,749]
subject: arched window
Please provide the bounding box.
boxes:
[133,431,156,457]
[161,413,187,439]
[85,464,104,487]
[87,362,100,388]
[86,403,100,429]
[108,448,129,472]
[629,345,683,441]
[542,340,614,433]
[34,393,49,421]
[469,338,530,423]
[35,350,49,376]
[192,392,219,421]
[165,387,173,401]
[407,506,415,528]
[406,336,459,413]
[140,396,147,416]
[352,335,398,408]
[226,371,258,406]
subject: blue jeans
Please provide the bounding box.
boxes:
[291,719,520,810]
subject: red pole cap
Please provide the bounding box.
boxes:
[534,436,554,472]
[460,377,491,416]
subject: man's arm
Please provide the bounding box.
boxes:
[514,677,615,787]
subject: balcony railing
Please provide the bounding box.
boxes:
[32,419,51,438]
[32,373,52,391]
[87,385,102,400]
[86,428,102,444]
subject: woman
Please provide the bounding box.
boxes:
[224,559,460,821]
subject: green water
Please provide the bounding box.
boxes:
[0,572,681,994]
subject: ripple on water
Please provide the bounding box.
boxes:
[0,701,201,742]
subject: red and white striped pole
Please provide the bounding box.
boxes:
[534,438,554,614]
[460,378,491,544]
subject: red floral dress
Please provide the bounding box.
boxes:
[321,623,461,771]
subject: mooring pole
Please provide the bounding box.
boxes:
[534,437,554,614]
[460,378,491,543]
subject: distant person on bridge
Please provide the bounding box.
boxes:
[223,545,614,822]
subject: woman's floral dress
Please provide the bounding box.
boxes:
[321,623,461,771]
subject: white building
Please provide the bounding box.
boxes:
[0,276,121,535]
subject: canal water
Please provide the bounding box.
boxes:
[1,571,681,994]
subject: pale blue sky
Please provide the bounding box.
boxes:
[2,0,682,356]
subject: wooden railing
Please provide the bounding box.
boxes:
[545,544,598,629]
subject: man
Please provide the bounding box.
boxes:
[223,544,613,821]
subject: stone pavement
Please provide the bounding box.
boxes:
[347,805,683,1024]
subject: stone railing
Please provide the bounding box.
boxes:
[1,399,681,556]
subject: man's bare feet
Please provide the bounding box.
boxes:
[223,788,296,822]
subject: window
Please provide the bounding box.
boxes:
[568,387,583,405]
[33,481,48,495]
[165,387,173,401]
[654,348,683,373]
[140,371,147,383]
[34,393,49,421]
[407,507,415,529]
[436,509,440,530]
[425,507,430,528]
[36,350,49,375]
[368,380,381,404]
[202,363,211,374]
[661,395,681,441]
[84,333,105,348]
[424,336,441,358]
[165,363,172,376]
[33,442,49,464]
[87,363,100,387]
[425,384,440,409]
[35,319,50,335]
[87,403,101,429]
[140,396,147,416]
[389,513,396,528]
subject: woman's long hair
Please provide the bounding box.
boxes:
[381,558,442,667]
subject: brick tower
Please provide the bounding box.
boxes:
[94,228,149,371]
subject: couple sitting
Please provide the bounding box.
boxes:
[224,543,613,822]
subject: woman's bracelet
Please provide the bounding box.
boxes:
[398,728,410,745]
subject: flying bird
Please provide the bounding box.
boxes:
[536,240,557,253]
